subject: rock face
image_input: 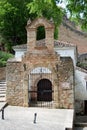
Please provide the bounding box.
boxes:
[6,17,74,108]
[59,16,87,54]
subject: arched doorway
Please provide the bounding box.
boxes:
[37,79,52,101]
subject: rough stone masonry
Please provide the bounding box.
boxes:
[6,17,75,108]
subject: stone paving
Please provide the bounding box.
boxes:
[0,103,74,130]
[75,127,87,130]
[74,116,87,130]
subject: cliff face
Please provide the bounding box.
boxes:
[58,17,87,54]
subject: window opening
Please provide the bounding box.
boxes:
[36,26,45,40]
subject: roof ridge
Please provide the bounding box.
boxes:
[54,40,76,47]
[13,40,76,50]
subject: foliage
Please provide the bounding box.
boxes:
[27,0,64,39]
[77,61,87,70]
[36,26,45,40]
[66,0,87,31]
[0,0,31,52]
[0,0,64,52]
[0,51,13,67]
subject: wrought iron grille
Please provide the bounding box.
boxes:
[28,67,54,108]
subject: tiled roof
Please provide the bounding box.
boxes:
[13,44,27,50]
[13,40,76,50]
[54,40,76,47]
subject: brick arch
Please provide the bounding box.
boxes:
[29,66,53,87]
[35,23,46,29]
[26,17,54,29]
[28,67,54,101]
[34,75,53,88]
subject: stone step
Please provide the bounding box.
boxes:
[0,85,6,87]
[0,86,6,88]
[0,89,6,91]
[0,92,6,95]
[0,87,6,89]
[0,80,6,102]
[0,92,6,94]
[0,82,6,83]
[0,87,6,90]
[0,84,6,86]
[0,97,6,102]
[0,82,6,85]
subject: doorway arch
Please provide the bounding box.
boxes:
[37,78,52,101]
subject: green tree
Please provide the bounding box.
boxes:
[0,0,31,52]
[67,0,87,31]
[0,0,64,52]
[27,0,64,39]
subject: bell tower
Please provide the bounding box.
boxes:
[26,17,54,53]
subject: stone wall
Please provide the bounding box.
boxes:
[22,51,61,108]
[0,67,6,80]
[58,57,74,109]
[6,53,74,108]
[6,17,75,108]
[6,61,24,106]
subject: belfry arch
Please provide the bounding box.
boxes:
[26,17,54,52]
[36,26,45,40]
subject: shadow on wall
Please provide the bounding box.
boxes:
[0,67,6,80]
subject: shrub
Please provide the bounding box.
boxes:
[0,51,14,67]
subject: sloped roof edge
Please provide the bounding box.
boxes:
[13,40,76,50]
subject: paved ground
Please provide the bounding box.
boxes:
[74,116,87,130]
[75,127,87,130]
[1,102,87,130]
[0,103,74,130]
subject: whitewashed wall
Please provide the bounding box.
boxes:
[15,50,26,58]
[75,68,87,100]
[14,47,77,66]
[54,47,77,66]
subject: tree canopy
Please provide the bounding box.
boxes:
[67,0,87,31]
[27,0,64,39]
[0,0,30,52]
[0,0,64,52]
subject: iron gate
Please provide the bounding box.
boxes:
[28,67,54,108]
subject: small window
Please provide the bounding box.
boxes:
[36,26,45,40]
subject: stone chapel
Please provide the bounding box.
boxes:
[6,17,74,109]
